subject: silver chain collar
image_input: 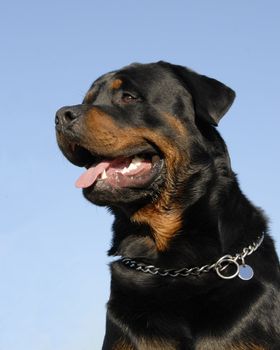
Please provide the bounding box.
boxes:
[121,233,264,280]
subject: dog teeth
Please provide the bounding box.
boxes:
[101,170,108,179]
[121,156,143,174]
[132,156,144,164]
[121,167,129,174]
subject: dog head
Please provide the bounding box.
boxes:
[55,62,235,250]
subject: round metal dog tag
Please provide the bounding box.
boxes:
[238,264,254,280]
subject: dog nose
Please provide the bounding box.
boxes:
[55,106,80,129]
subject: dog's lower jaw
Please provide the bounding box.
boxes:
[82,164,165,208]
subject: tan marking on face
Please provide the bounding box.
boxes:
[83,89,96,104]
[131,113,189,251]
[111,78,123,90]
[82,108,147,155]
[83,109,190,251]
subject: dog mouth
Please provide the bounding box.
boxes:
[69,144,164,190]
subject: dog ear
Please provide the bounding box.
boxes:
[159,62,235,126]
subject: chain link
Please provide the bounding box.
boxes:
[121,233,264,279]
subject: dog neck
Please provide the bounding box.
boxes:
[119,233,264,281]
[108,176,267,283]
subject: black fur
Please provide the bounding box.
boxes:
[55,62,280,349]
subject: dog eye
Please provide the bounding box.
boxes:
[121,92,141,103]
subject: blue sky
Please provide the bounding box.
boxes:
[0,1,280,349]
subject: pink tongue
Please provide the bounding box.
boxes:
[75,162,110,188]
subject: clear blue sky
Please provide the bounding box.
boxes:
[1,1,279,349]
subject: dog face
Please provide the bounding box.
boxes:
[55,62,235,249]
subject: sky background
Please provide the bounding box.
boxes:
[0,1,280,349]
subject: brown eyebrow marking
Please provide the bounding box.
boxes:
[83,89,96,104]
[111,79,123,90]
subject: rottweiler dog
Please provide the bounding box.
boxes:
[55,62,280,349]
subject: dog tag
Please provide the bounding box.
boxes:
[238,264,254,280]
